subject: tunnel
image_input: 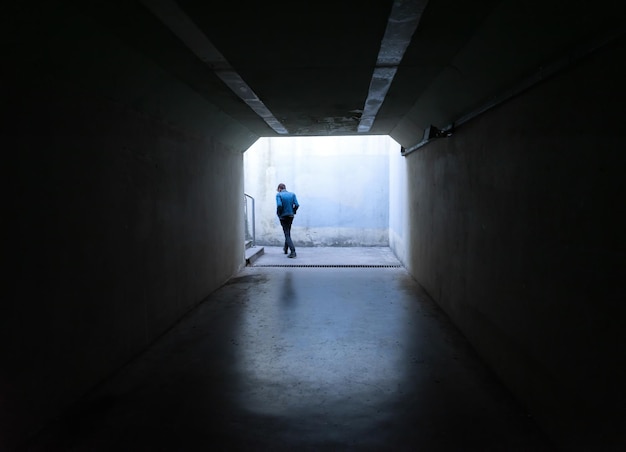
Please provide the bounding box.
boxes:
[5,0,626,450]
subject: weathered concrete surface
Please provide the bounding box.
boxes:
[244,136,399,247]
[25,266,553,451]
[394,36,626,450]
[250,246,403,267]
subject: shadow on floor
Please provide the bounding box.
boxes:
[26,252,554,451]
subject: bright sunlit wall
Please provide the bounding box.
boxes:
[244,136,401,247]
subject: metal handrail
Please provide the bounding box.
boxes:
[244,193,256,247]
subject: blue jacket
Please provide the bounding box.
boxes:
[276,190,299,218]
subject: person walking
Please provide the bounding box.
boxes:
[276,183,299,258]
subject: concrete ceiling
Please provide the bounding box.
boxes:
[73,0,626,148]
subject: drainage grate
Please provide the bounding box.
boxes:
[253,264,402,268]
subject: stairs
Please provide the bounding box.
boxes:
[244,240,264,266]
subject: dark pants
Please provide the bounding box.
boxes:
[280,216,295,253]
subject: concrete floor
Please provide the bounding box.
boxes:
[29,248,554,451]
[249,246,405,267]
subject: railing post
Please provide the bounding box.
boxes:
[251,196,256,247]
[244,193,256,247]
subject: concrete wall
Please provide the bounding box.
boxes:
[3,4,254,449]
[244,136,399,247]
[394,37,626,450]
[389,141,409,263]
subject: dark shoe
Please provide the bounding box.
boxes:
[287,252,297,258]
[283,245,288,254]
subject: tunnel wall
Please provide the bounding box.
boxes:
[389,141,409,263]
[4,4,255,449]
[393,37,626,450]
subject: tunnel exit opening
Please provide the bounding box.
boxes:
[243,136,401,250]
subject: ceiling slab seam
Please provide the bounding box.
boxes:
[139,0,288,135]
[358,0,429,133]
